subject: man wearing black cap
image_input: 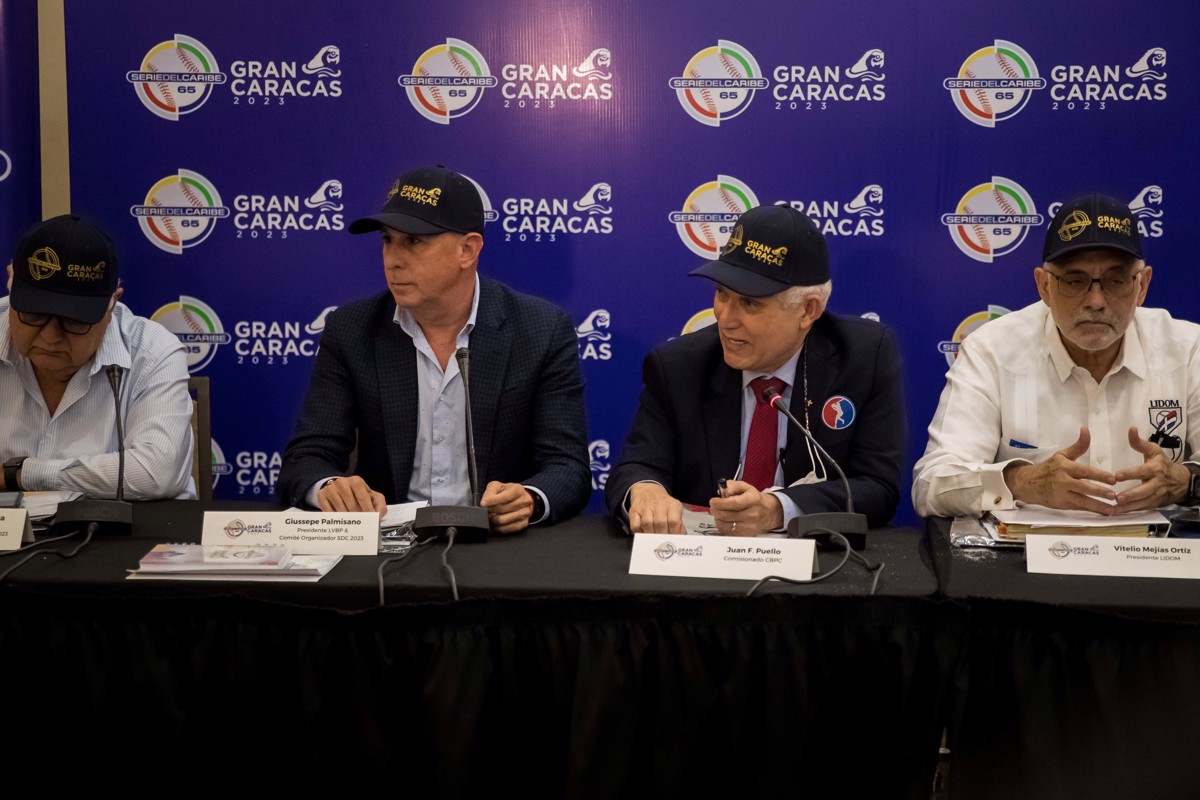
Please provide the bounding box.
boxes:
[1,214,195,498]
[277,165,590,532]
[913,193,1200,518]
[605,204,905,535]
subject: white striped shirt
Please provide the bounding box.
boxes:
[0,297,196,499]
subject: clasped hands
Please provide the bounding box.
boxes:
[316,476,537,534]
[1004,426,1190,515]
[628,480,783,536]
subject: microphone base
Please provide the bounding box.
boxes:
[788,512,867,551]
[414,505,490,544]
[50,499,134,536]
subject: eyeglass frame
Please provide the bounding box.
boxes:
[15,310,99,335]
[1043,266,1145,298]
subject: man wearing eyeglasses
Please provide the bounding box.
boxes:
[913,193,1200,518]
[1,215,195,498]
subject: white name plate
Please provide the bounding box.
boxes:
[629,533,817,581]
[202,511,379,555]
[1026,534,1200,580]
[0,509,33,551]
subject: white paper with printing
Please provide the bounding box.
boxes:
[0,509,33,551]
[630,533,816,581]
[202,510,379,555]
[1025,534,1200,579]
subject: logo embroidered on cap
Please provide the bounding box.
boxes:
[1057,209,1091,241]
[721,224,744,255]
[27,247,61,280]
[822,395,855,430]
[744,239,787,266]
[399,184,442,206]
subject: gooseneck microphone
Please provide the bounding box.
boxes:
[761,385,867,550]
[412,348,490,544]
[50,365,133,536]
[455,347,481,506]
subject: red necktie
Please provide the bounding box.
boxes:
[743,376,786,491]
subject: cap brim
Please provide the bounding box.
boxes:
[1045,241,1143,264]
[688,260,792,298]
[348,213,453,236]
[10,281,111,324]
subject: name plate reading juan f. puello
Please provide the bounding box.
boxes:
[202,510,379,555]
[1025,534,1200,580]
[629,533,817,581]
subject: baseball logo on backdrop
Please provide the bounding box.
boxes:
[0,149,10,182]
[210,439,233,491]
[670,176,758,258]
[501,46,614,106]
[670,40,768,126]
[944,40,1045,127]
[577,309,613,361]
[772,47,886,109]
[458,173,500,224]
[1050,47,1167,107]
[131,169,229,254]
[501,181,613,241]
[941,177,1043,263]
[127,35,226,120]
[151,295,231,373]
[781,184,885,237]
[231,178,346,238]
[937,305,1011,366]
[400,38,497,124]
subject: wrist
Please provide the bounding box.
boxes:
[3,457,27,491]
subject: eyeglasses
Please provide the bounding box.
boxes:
[15,311,95,335]
[1046,268,1143,298]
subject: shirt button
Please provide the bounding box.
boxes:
[1097,456,1105,464]
[434,436,443,444]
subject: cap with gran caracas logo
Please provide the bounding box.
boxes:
[1043,192,1143,264]
[348,164,485,236]
[689,203,829,297]
[10,214,120,324]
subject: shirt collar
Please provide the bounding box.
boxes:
[741,345,803,390]
[393,273,480,343]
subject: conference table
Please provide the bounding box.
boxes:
[924,517,1200,800]
[0,501,951,797]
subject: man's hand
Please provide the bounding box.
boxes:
[481,481,535,534]
[1003,427,1118,514]
[628,482,684,534]
[708,480,783,536]
[317,475,387,515]
[1111,426,1191,513]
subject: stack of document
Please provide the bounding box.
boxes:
[981,504,1170,543]
[126,544,342,582]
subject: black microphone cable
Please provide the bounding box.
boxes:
[744,528,884,596]
[0,523,95,586]
[376,535,435,606]
[375,527,461,604]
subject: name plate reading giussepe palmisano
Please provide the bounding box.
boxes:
[202,510,379,555]
[1025,534,1200,580]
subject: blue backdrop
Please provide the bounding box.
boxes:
[1,1,41,259]
[41,0,1200,523]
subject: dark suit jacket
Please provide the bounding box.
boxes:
[605,314,905,527]
[277,277,591,523]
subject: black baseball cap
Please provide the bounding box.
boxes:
[348,164,484,235]
[10,214,119,324]
[689,204,829,297]
[1043,193,1143,263]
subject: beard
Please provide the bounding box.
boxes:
[1056,306,1132,352]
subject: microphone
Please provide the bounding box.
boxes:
[761,385,867,551]
[412,347,490,544]
[50,365,133,536]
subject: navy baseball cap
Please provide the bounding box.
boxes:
[349,165,484,236]
[1043,193,1143,263]
[10,214,119,324]
[689,204,829,297]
